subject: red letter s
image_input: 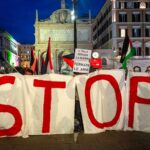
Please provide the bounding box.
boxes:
[0,76,22,136]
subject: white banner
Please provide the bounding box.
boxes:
[75,70,126,133]
[0,71,150,137]
[0,73,25,137]
[0,73,75,137]
[125,72,150,132]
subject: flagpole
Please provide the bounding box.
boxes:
[139,1,146,57]
[38,49,41,75]
[72,0,77,52]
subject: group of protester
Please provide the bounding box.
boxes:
[0,64,33,75]
[0,59,34,75]
[15,66,33,75]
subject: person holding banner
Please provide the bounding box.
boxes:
[73,72,84,135]
[24,68,34,75]
[74,86,84,133]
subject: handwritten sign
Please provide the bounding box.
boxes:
[73,49,92,73]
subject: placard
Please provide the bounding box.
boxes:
[73,49,91,73]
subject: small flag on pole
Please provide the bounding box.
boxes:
[40,56,45,74]
[120,34,136,69]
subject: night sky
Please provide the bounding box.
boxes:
[0,0,106,44]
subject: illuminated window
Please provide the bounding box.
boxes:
[119,2,125,9]
[119,29,126,37]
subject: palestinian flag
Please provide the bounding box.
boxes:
[120,35,136,69]
[62,53,74,69]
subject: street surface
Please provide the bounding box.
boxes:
[0,131,150,150]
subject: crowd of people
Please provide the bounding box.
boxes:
[0,60,33,75]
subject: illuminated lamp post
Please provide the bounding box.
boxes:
[140,0,146,57]
[72,0,78,52]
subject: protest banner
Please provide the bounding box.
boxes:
[75,70,126,133]
[0,73,75,137]
[0,71,149,137]
[125,72,150,132]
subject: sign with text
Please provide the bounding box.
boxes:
[73,60,90,73]
[74,49,92,60]
[73,49,92,73]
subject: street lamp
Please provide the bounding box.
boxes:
[140,1,146,57]
[72,0,77,52]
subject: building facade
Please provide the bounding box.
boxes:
[34,0,93,72]
[0,29,20,67]
[92,0,150,58]
[18,45,34,68]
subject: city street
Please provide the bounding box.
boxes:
[0,131,150,150]
[0,0,150,150]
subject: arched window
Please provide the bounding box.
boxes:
[133,66,141,72]
[145,66,150,72]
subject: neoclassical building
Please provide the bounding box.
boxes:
[34,0,93,72]
[18,44,34,68]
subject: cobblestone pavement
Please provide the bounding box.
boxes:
[0,131,150,150]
